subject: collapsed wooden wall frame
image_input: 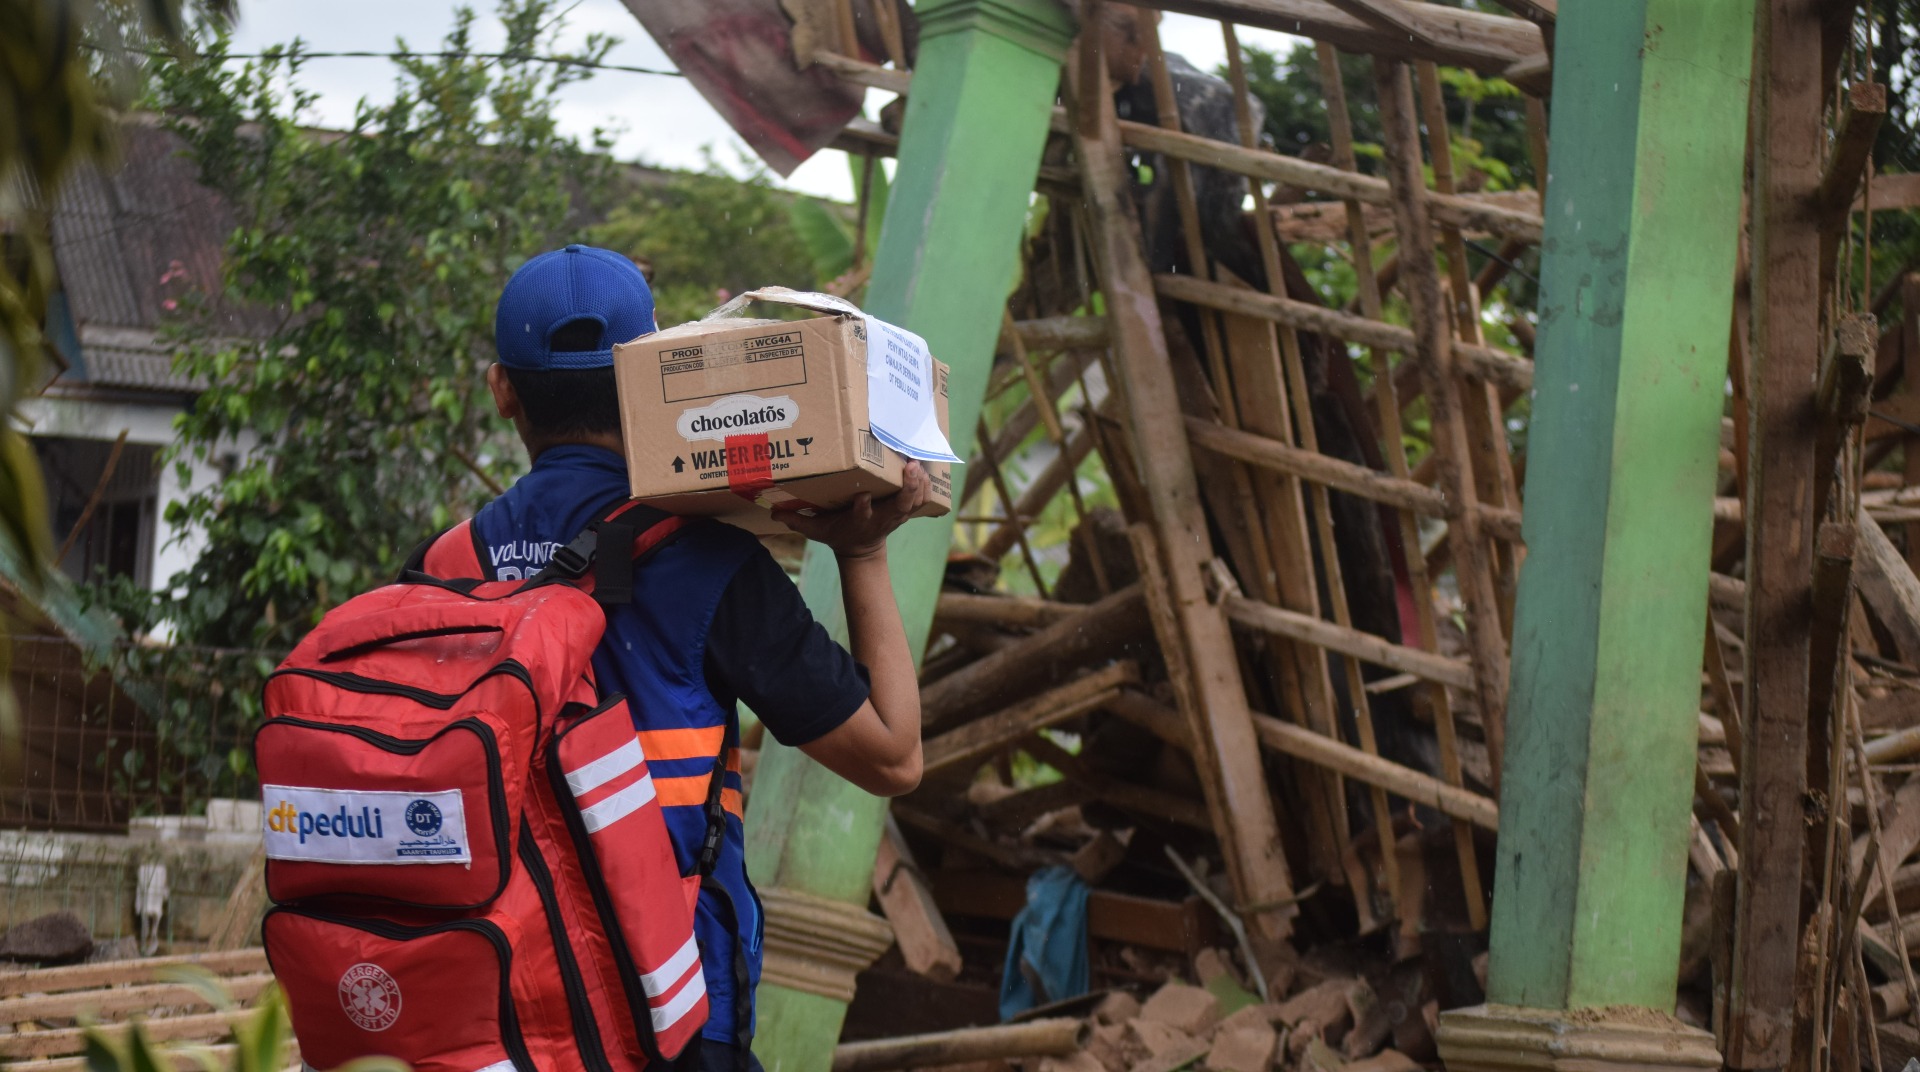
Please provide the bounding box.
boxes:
[795,0,1919,1064]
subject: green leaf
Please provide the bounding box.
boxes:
[787,198,855,282]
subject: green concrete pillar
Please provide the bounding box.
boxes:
[1438,0,1751,1067]
[742,2,1074,1068]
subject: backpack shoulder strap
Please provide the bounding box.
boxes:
[400,519,488,581]
[530,501,690,605]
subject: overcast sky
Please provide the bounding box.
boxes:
[223,0,1303,202]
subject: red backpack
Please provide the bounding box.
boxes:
[256,507,714,1072]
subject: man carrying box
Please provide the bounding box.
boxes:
[426,244,929,1071]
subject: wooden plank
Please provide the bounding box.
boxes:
[1372,56,1513,781]
[1415,59,1523,645]
[0,973,275,1024]
[922,661,1138,774]
[920,582,1148,730]
[1116,120,1543,245]
[1021,733,1216,832]
[1855,514,1920,666]
[932,592,1083,631]
[1726,0,1826,1061]
[0,949,267,999]
[1311,38,1485,930]
[0,1008,252,1061]
[1072,47,1299,938]
[1855,171,1920,213]
[1208,310,1352,887]
[1323,0,1434,42]
[1155,271,1533,392]
[1853,777,1920,914]
[872,816,963,982]
[1129,0,1547,79]
[1817,82,1889,218]
[1225,594,1476,689]
[3,1042,299,1072]
[1008,316,1110,355]
[1252,712,1500,831]
[1188,416,1448,516]
[932,872,1224,953]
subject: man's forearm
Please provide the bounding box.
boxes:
[837,548,921,736]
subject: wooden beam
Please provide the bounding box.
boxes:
[1224,593,1477,690]
[1073,49,1299,937]
[1855,172,1920,213]
[1117,119,1544,244]
[1131,0,1546,78]
[0,974,274,1024]
[1252,712,1500,830]
[871,816,963,981]
[0,949,267,999]
[932,871,1224,952]
[1007,315,1111,355]
[1323,0,1434,43]
[922,661,1138,774]
[833,1020,1088,1072]
[1155,271,1534,391]
[1188,416,1447,515]
[1373,56,1513,779]
[1727,0,1826,1061]
[1855,513,1920,666]
[1817,82,1889,219]
[932,591,1083,631]
[920,581,1148,730]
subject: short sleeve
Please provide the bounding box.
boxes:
[704,549,870,748]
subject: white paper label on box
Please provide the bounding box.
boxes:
[863,316,961,463]
[674,393,800,443]
[262,785,471,865]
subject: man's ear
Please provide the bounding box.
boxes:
[487,363,522,420]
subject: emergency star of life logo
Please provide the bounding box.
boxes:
[338,962,401,1031]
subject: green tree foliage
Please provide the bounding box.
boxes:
[94,1,620,656]
[785,154,890,286]
[593,149,820,327]
[1232,42,1535,190]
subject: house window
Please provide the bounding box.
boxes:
[33,436,160,588]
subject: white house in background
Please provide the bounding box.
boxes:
[21,121,257,593]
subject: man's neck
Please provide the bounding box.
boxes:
[525,434,624,464]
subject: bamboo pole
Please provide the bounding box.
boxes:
[832,1019,1089,1072]
[1312,40,1487,928]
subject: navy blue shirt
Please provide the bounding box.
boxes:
[466,445,869,1044]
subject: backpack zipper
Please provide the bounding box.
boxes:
[260,715,512,910]
[518,819,617,1072]
[269,659,536,713]
[263,907,538,1072]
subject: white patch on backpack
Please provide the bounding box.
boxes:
[338,962,402,1032]
[262,786,471,865]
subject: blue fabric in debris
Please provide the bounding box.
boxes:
[999,865,1091,1021]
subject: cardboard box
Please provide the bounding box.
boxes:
[612,304,954,534]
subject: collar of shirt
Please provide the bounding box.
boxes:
[483,444,633,550]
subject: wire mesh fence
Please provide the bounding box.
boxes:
[4,633,279,833]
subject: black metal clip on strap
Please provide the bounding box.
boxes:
[535,519,637,606]
[697,750,728,880]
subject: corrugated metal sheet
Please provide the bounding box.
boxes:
[47,122,271,394]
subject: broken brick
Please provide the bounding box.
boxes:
[1206,1021,1279,1072]
[1140,980,1222,1036]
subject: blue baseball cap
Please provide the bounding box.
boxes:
[494,244,656,370]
